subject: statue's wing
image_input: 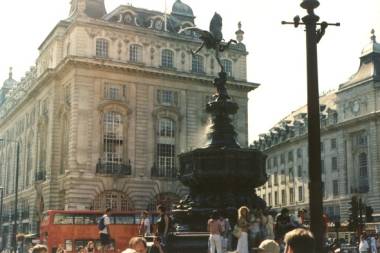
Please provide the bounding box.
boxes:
[178,26,210,38]
[209,13,223,42]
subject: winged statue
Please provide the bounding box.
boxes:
[179,13,237,73]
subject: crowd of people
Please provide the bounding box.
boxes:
[207,206,302,253]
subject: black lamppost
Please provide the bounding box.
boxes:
[282,0,339,252]
[0,139,20,253]
[0,186,4,251]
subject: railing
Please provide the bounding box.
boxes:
[151,166,178,179]
[35,170,46,182]
[96,161,131,176]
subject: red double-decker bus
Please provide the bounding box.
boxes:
[40,210,158,253]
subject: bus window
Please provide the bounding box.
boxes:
[54,214,74,224]
[65,240,73,251]
[74,214,97,225]
[114,215,135,224]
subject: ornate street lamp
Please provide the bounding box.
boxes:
[282,0,339,252]
[0,139,20,253]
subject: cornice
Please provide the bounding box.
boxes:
[56,56,259,92]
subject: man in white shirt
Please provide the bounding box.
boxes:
[100,208,112,253]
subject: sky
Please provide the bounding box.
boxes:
[0,0,379,143]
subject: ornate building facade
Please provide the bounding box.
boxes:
[0,0,256,246]
[254,30,380,224]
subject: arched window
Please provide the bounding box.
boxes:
[192,54,204,73]
[96,39,109,58]
[130,44,143,63]
[103,112,123,165]
[221,59,232,77]
[161,49,174,68]
[93,191,133,212]
[155,118,176,177]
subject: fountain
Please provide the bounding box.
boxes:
[167,13,267,253]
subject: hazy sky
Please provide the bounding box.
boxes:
[0,0,379,143]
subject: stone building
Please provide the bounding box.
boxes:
[0,0,256,246]
[254,30,380,224]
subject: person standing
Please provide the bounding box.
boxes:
[370,233,378,253]
[208,210,224,253]
[99,208,112,253]
[236,206,250,253]
[359,234,369,253]
[219,211,231,252]
[139,211,151,237]
[156,205,170,246]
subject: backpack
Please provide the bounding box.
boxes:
[98,216,106,230]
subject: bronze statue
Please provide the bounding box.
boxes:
[179,12,236,73]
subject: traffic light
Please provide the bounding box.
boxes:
[348,196,359,231]
[365,206,374,222]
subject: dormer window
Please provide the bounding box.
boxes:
[161,49,174,68]
[96,39,109,58]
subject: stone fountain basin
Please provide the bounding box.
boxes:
[178,146,267,190]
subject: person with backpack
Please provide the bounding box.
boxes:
[99,208,112,253]
[156,205,170,246]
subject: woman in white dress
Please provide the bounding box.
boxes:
[236,206,250,253]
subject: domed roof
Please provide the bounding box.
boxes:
[3,67,17,89]
[361,29,380,56]
[171,0,194,18]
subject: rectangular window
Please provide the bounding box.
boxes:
[297,165,302,178]
[280,170,286,184]
[288,150,294,162]
[280,153,285,164]
[274,191,278,206]
[96,39,109,58]
[332,157,338,171]
[281,189,286,205]
[268,193,272,206]
[273,156,278,167]
[104,84,126,101]
[297,148,303,158]
[289,188,294,204]
[157,144,175,169]
[268,176,272,187]
[192,55,204,73]
[157,89,178,106]
[321,141,324,152]
[274,172,278,185]
[289,167,294,182]
[333,180,339,196]
[331,138,337,149]
[298,186,303,202]
[130,44,142,63]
